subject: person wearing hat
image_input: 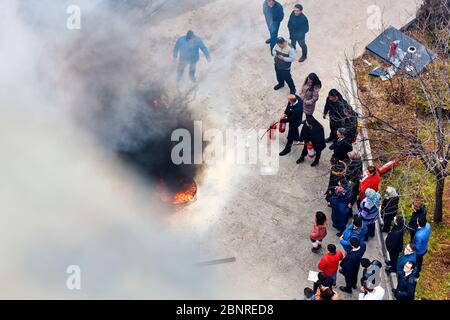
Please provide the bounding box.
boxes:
[263,0,284,51]
[272,37,297,94]
[173,30,211,82]
[329,127,353,163]
[287,4,309,62]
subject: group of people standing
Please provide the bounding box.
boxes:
[170,1,432,301]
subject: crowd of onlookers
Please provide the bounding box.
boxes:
[172,0,433,301]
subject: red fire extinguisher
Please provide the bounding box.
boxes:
[378,160,401,176]
[268,121,278,140]
[307,142,316,158]
[278,115,287,133]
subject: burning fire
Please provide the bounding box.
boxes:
[157,178,197,205]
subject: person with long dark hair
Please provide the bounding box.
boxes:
[296,115,326,166]
[299,73,322,116]
[323,89,353,143]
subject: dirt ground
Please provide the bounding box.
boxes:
[146,0,419,299]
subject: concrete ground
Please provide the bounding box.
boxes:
[147,0,420,299]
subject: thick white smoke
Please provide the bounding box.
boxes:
[0,0,242,299]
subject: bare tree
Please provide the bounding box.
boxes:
[346,0,450,223]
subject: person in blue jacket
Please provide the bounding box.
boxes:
[173,30,210,82]
[412,216,431,272]
[339,215,368,254]
[330,180,353,232]
[391,243,417,276]
[263,0,284,52]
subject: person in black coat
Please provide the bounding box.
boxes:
[393,261,418,300]
[346,151,363,205]
[381,187,400,232]
[339,237,366,293]
[385,216,405,273]
[323,89,354,143]
[330,128,353,163]
[407,197,427,241]
[279,94,304,156]
[296,115,326,166]
[313,272,334,293]
[287,4,309,62]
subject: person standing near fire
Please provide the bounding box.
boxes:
[287,3,309,62]
[272,37,297,94]
[173,30,210,83]
[263,0,284,53]
[279,94,304,156]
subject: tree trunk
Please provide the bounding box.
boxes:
[434,176,445,223]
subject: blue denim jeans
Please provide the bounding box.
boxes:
[269,21,281,53]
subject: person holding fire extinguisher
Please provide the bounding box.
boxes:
[296,115,326,166]
[279,94,304,156]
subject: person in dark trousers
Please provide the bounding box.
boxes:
[263,0,284,52]
[339,237,366,293]
[173,30,210,82]
[385,215,405,273]
[279,94,304,156]
[299,73,322,116]
[296,115,326,166]
[393,261,418,300]
[407,197,427,242]
[287,4,309,62]
[346,151,363,205]
[313,272,334,293]
[392,243,417,275]
[329,128,353,163]
[358,188,381,241]
[272,37,296,94]
[323,89,353,143]
[381,187,400,232]
[318,244,344,286]
[412,216,431,272]
[359,258,371,286]
[330,180,353,232]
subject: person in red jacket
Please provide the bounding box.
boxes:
[310,211,328,253]
[358,166,381,207]
[318,244,344,285]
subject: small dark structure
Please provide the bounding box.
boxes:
[366,26,437,77]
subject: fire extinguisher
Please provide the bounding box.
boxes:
[268,121,278,140]
[378,159,401,176]
[307,142,316,158]
[278,114,287,133]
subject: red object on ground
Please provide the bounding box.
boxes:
[378,160,400,176]
[268,122,277,140]
[389,41,398,60]
[318,251,344,277]
[359,171,381,200]
[278,115,287,133]
[307,142,315,158]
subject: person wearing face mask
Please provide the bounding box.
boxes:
[385,215,405,273]
[296,115,326,166]
[393,261,418,300]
